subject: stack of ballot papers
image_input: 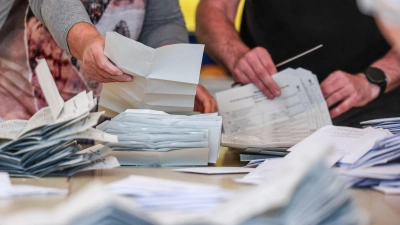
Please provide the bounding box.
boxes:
[287,125,392,168]
[99,32,204,117]
[96,109,222,165]
[217,68,332,152]
[0,172,67,198]
[361,117,400,134]
[0,59,119,177]
[338,122,400,194]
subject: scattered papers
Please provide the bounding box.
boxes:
[0,172,67,198]
[96,109,222,163]
[288,125,391,165]
[100,32,204,115]
[217,68,332,150]
[0,60,119,177]
[245,159,267,168]
[107,175,233,213]
[361,117,400,134]
[173,167,253,175]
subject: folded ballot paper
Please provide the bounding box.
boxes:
[99,32,204,117]
[2,144,363,225]
[217,68,332,150]
[0,59,119,177]
[96,109,222,164]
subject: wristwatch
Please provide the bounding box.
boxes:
[364,67,387,97]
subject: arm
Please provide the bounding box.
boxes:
[29,0,131,83]
[321,48,400,118]
[139,0,188,48]
[196,0,280,98]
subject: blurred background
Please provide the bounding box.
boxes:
[178,0,246,96]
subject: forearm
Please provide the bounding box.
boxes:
[370,48,400,93]
[28,0,92,55]
[196,0,248,72]
[67,22,102,60]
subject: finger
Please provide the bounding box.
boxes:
[233,69,251,84]
[329,96,356,118]
[236,60,275,99]
[325,85,351,108]
[93,65,132,83]
[245,54,281,96]
[93,51,132,82]
[320,71,347,98]
[255,47,278,75]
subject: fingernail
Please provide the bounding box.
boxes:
[274,90,281,96]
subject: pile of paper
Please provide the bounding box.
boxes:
[99,32,204,117]
[0,172,67,198]
[288,125,391,168]
[217,68,332,151]
[107,175,234,213]
[96,109,222,165]
[338,125,400,194]
[0,59,119,177]
[361,117,400,134]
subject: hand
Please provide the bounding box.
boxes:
[194,84,218,113]
[232,47,280,98]
[81,35,133,83]
[320,71,380,118]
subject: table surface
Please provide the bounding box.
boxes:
[1,147,400,225]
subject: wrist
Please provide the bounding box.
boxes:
[358,73,380,101]
[67,22,102,60]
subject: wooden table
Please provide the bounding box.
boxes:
[1,147,400,224]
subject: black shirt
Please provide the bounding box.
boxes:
[240,0,400,127]
[240,0,390,81]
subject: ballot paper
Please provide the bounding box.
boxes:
[288,125,391,165]
[0,60,119,177]
[217,68,332,149]
[96,109,222,163]
[100,32,204,114]
[0,172,67,198]
[173,167,253,175]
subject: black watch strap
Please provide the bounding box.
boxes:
[364,67,387,97]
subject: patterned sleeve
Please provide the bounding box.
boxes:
[139,0,189,48]
[28,0,93,55]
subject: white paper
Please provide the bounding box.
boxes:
[101,32,204,113]
[173,167,253,174]
[216,68,331,149]
[288,126,390,165]
[35,59,64,119]
[373,186,400,195]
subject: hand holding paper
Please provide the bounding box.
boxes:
[100,32,205,114]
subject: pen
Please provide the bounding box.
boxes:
[231,44,323,87]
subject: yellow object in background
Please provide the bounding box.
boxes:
[179,0,246,32]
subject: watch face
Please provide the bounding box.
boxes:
[366,67,386,83]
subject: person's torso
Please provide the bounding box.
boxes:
[0,0,146,120]
[240,0,391,81]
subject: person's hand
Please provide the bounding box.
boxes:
[320,71,380,118]
[81,35,133,83]
[194,84,218,113]
[232,47,280,99]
